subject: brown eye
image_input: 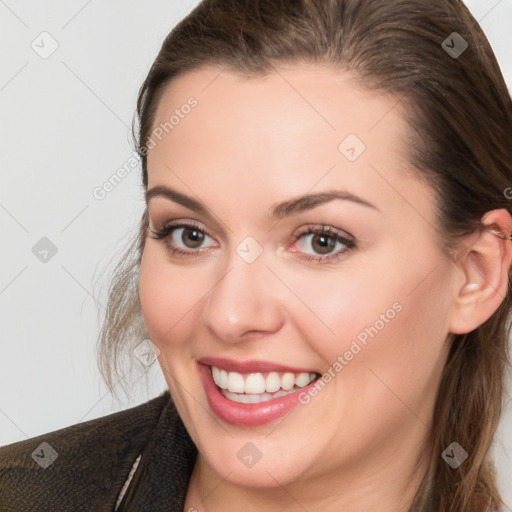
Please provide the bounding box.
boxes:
[309,233,337,255]
[180,227,205,249]
[290,225,356,263]
[148,221,216,257]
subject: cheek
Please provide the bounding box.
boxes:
[294,247,451,393]
[285,263,401,363]
[293,261,451,460]
[138,247,207,347]
[329,262,451,429]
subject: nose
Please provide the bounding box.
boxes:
[200,247,285,343]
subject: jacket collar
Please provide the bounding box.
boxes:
[117,392,198,511]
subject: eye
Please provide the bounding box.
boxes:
[148,221,217,258]
[289,224,356,263]
[148,220,356,263]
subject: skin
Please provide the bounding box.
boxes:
[138,64,512,512]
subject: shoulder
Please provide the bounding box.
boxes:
[0,390,172,512]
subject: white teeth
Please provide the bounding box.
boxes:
[227,372,245,393]
[222,388,299,403]
[265,372,281,393]
[281,372,295,391]
[219,369,228,389]
[296,372,312,387]
[211,366,317,399]
[245,373,266,394]
[246,393,262,404]
[237,393,252,404]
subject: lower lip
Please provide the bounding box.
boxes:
[197,363,318,427]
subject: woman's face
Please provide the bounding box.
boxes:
[139,64,458,491]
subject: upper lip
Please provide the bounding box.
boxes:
[198,356,318,374]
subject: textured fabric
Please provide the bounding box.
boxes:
[0,390,198,512]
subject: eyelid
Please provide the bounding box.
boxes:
[148,206,227,240]
[291,223,353,240]
[148,219,218,247]
[149,219,356,262]
[288,224,356,262]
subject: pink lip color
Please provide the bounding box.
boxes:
[198,356,315,374]
[197,362,319,427]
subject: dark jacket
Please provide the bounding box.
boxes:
[0,390,198,511]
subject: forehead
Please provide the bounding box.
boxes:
[146,64,432,223]
[149,64,408,156]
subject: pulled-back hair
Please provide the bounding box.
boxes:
[95,1,512,510]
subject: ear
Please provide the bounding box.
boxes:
[448,208,512,335]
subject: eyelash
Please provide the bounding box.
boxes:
[147,221,356,263]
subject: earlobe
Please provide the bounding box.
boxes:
[448,209,512,335]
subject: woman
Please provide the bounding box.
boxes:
[1,0,511,510]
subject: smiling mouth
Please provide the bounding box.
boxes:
[210,365,321,404]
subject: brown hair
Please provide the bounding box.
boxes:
[95,0,512,510]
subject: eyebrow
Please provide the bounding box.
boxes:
[145,185,380,221]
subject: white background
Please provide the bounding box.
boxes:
[1,0,511,507]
